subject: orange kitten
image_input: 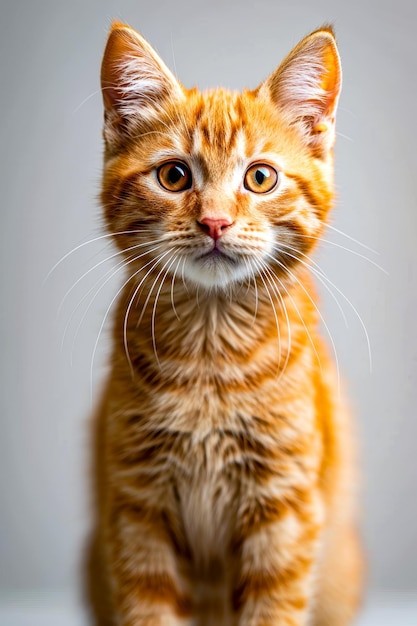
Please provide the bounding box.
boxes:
[87,21,364,626]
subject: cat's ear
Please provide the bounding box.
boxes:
[101,21,184,147]
[257,27,341,157]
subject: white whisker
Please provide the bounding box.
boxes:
[264,255,323,377]
[67,246,164,364]
[57,238,165,318]
[72,88,102,115]
[269,249,342,393]
[181,256,189,295]
[90,247,168,400]
[123,250,172,376]
[336,131,353,142]
[275,243,372,373]
[63,255,129,359]
[252,258,282,373]
[309,264,373,373]
[241,258,258,324]
[90,267,141,406]
[274,243,348,327]
[151,254,178,368]
[262,262,292,382]
[292,233,388,274]
[325,223,379,254]
[45,229,157,281]
[170,257,182,321]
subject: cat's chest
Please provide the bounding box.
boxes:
[175,429,244,565]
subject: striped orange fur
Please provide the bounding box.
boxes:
[87,21,364,626]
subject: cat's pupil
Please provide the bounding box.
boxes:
[255,168,267,185]
[169,165,185,183]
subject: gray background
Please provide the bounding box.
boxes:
[1,0,416,607]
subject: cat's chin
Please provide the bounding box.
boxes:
[182,255,251,290]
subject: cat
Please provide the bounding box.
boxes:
[87,20,364,626]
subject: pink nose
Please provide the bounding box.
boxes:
[197,217,233,240]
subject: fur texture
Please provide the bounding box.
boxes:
[87,21,364,626]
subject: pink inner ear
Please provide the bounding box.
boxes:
[258,31,341,155]
[101,24,184,118]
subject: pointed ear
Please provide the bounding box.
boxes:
[258,27,341,157]
[101,21,184,147]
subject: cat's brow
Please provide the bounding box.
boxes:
[192,92,244,156]
[190,153,210,181]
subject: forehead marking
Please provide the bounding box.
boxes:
[195,93,242,152]
[235,128,247,161]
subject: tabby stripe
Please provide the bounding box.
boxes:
[286,172,325,217]
[232,555,311,611]
[103,170,145,222]
[118,573,193,617]
[116,171,144,199]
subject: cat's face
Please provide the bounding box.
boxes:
[101,23,341,291]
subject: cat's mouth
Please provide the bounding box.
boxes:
[183,244,251,288]
[196,240,238,262]
[197,247,238,265]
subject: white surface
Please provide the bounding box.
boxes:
[357,592,417,626]
[0,592,416,626]
[0,592,88,626]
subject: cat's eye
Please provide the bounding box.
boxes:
[157,161,192,192]
[244,164,279,194]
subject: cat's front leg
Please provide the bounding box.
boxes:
[232,487,323,626]
[105,501,193,626]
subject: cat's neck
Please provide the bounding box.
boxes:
[113,267,319,380]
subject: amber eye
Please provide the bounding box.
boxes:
[244,164,279,194]
[157,161,192,192]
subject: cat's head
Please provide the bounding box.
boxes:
[100,22,341,291]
